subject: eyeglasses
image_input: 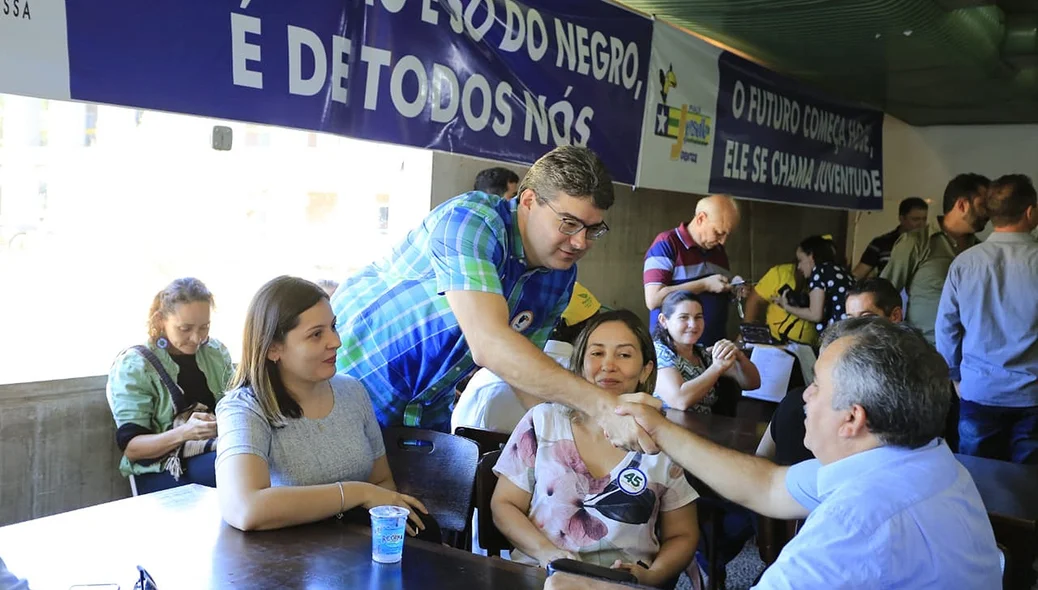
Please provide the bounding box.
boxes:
[134,566,158,590]
[537,197,609,240]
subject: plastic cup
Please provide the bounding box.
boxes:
[369,505,409,563]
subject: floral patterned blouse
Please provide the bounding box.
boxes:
[494,404,698,568]
[654,340,717,414]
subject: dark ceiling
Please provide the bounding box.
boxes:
[619,0,1038,125]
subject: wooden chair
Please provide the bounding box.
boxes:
[997,542,1010,589]
[475,450,513,557]
[453,426,511,551]
[756,516,801,565]
[381,427,479,548]
[454,426,511,456]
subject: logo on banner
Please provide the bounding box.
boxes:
[651,66,712,164]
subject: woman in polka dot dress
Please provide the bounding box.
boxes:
[772,235,855,335]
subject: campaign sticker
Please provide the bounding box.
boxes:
[618,467,648,495]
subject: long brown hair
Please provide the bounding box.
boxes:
[569,309,657,393]
[228,276,328,427]
[147,278,214,344]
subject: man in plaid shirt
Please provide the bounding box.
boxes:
[332,146,659,451]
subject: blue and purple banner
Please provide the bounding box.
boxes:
[1,2,883,203]
[61,0,652,183]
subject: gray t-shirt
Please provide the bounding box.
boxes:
[215,374,385,487]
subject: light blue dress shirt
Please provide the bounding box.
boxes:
[936,231,1038,408]
[754,440,1001,589]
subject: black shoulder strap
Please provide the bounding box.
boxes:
[131,345,190,415]
[778,313,800,342]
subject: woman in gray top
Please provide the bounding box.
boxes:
[215,276,428,532]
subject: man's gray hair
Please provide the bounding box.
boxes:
[517,146,614,210]
[820,317,951,449]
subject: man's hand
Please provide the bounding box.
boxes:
[701,274,731,294]
[613,398,670,441]
[596,394,662,454]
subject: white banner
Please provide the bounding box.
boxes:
[0,0,70,100]
[636,20,883,210]
[635,21,721,194]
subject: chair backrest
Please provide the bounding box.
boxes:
[475,450,513,556]
[381,427,479,534]
[454,426,511,456]
[997,542,1008,586]
[711,376,741,417]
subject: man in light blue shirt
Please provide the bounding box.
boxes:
[619,317,1001,589]
[937,174,1038,464]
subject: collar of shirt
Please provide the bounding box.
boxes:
[930,216,980,247]
[676,222,695,249]
[678,221,720,253]
[985,231,1037,244]
[817,439,941,499]
[507,196,528,263]
[509,197,580,275]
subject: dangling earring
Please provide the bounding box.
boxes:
[156,337,169,349]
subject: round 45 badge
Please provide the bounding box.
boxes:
[510,310,534,332]
[617,467,648,495]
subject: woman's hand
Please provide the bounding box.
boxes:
[610,560,653,585]
[179,412,218,442]
[712,339,739,372]
[769,292,790,311]
[362,485,429,536]
[538,548,578,568]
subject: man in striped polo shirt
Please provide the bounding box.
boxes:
[643,195,740,346]
[331,146,659,452]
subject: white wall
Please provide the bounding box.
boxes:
[850,117,1038,262]
[430,151,526,208]
[430,152,848,321]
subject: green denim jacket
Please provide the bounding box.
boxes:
[106,339,234,476]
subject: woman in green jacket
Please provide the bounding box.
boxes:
[106,278,234,494]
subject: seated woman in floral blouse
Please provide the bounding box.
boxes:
[491,310,699,588]
[653,291,760,413]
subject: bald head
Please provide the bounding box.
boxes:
[690,195,739,249]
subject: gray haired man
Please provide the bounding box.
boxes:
[616,317,1000,589]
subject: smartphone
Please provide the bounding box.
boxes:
[546,558,638,584]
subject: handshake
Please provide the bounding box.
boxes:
[595,393,670,455]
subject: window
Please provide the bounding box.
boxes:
[0,94,434,385]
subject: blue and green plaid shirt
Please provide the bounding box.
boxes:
[332,192,576,432]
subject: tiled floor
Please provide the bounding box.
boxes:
[677,540,766,590]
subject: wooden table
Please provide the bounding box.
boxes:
[666,410,766,589]
[0,484,546,590]
[665,409,766,455]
